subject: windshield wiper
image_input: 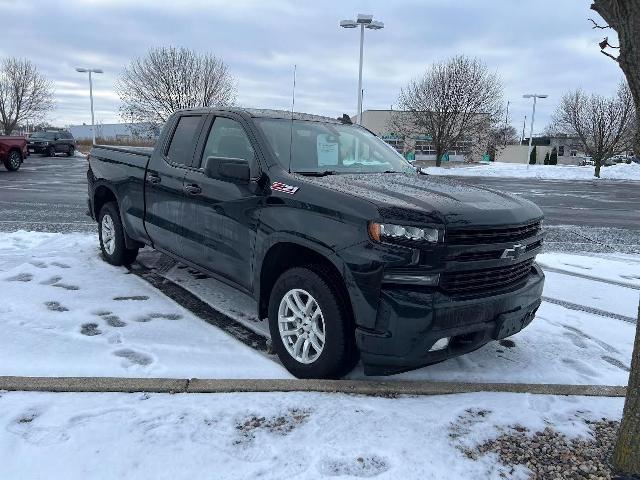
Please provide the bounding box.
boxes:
[295,170,338,176]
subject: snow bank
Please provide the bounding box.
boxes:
[0,390,623,480]
[423,162,640,181]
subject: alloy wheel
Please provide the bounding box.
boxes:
[278,288,326,364]
[9,151,20,169]
[101,214,116,255]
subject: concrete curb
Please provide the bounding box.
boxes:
[0,376,627,397]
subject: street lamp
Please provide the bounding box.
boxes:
[75,67,103,145]
[522,93,548,166]
[340,14,384,124]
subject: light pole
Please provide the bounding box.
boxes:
[522,93,548,166]
[340,14,384,124]
[76,67,103,145]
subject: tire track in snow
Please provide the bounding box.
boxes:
[541,296,637,324]
[539,265,640,290]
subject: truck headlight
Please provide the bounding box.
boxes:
[368,222,440,243]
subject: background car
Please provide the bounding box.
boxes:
[0,135,27,171]
[27,131,76,157]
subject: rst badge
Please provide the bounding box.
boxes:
[271,182,299,194]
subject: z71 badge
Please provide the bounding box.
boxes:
[271,182,299,194]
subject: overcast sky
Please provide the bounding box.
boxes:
[1,0,623,134]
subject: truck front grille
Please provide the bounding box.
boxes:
[446,221,541,245]
[440,259,534,294]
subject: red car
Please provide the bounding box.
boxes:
[0,136,27,171]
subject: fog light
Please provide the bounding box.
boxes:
[429,337,450,352]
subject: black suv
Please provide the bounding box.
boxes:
[27,131,76,157]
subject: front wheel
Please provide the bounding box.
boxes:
[67,145,75,157]
[3,150,22,171]
[47,146,56,157]
[268,266,357,379]
[98,202,139,266]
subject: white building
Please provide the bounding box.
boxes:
[353,109,489,163]
[68,122,158,141]
[496,134,587,165]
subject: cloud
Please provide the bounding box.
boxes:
[0,0,624,131]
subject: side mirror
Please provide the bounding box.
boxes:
[203,156,251,184]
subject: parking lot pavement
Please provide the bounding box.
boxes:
[0,154,94,233]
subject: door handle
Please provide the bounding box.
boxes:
[184,183,202,195]
[147,173,161,184]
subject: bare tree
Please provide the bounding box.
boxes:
[589,4,640,475]
[551,82,634,177]
[591,0,640,154]
[487,125,518,161]
[117,46,237,127]
[397,55,503,167]
[0,58,54,135]
[589,3,640,474]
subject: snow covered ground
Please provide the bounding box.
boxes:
[423,162,640,181]
[1,231,636,386]
[0,389,624,480]
[0,231,289,379]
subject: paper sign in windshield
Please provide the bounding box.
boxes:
[317,134,339,166]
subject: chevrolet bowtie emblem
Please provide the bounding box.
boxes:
[501,244,526,260]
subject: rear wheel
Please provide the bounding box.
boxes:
[67,145,75,157]
[3,150,22,171]
[268,266,357,379]
[98,202,139,266]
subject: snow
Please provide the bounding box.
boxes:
[538,252,640,288]
[0,230,635,386]
[423,162,640,181]
[0,389,624,480]
[0,231,290,379]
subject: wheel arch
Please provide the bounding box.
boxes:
[8,147,23,158]
[257,240,354,326]
[92,184,142,249]
[93,184,118,221]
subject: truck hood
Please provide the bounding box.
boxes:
[300,172,543,227]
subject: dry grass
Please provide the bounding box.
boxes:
[76,137,155,154]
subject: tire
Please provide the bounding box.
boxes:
[3,150,22,171]
[268,266,358,379]
[48,146,56,157]
[67,145,75,157]
[98,202,139,266]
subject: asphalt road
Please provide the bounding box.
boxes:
[1,155,638,251]
[455,176,640,230]
[0,153,93,233]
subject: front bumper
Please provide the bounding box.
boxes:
[27,145,49,154]
[356,264,545,375]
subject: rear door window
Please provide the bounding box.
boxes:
[166,115,204,167]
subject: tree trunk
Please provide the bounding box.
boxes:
[435,147,443,167]
[613,301,640,475]
[594,159,602,178]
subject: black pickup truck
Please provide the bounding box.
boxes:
[87,108,545,379]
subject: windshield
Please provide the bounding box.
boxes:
[256,118,413,174]
[31,132,57,139]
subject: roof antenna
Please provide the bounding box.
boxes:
[288,64,296,174]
